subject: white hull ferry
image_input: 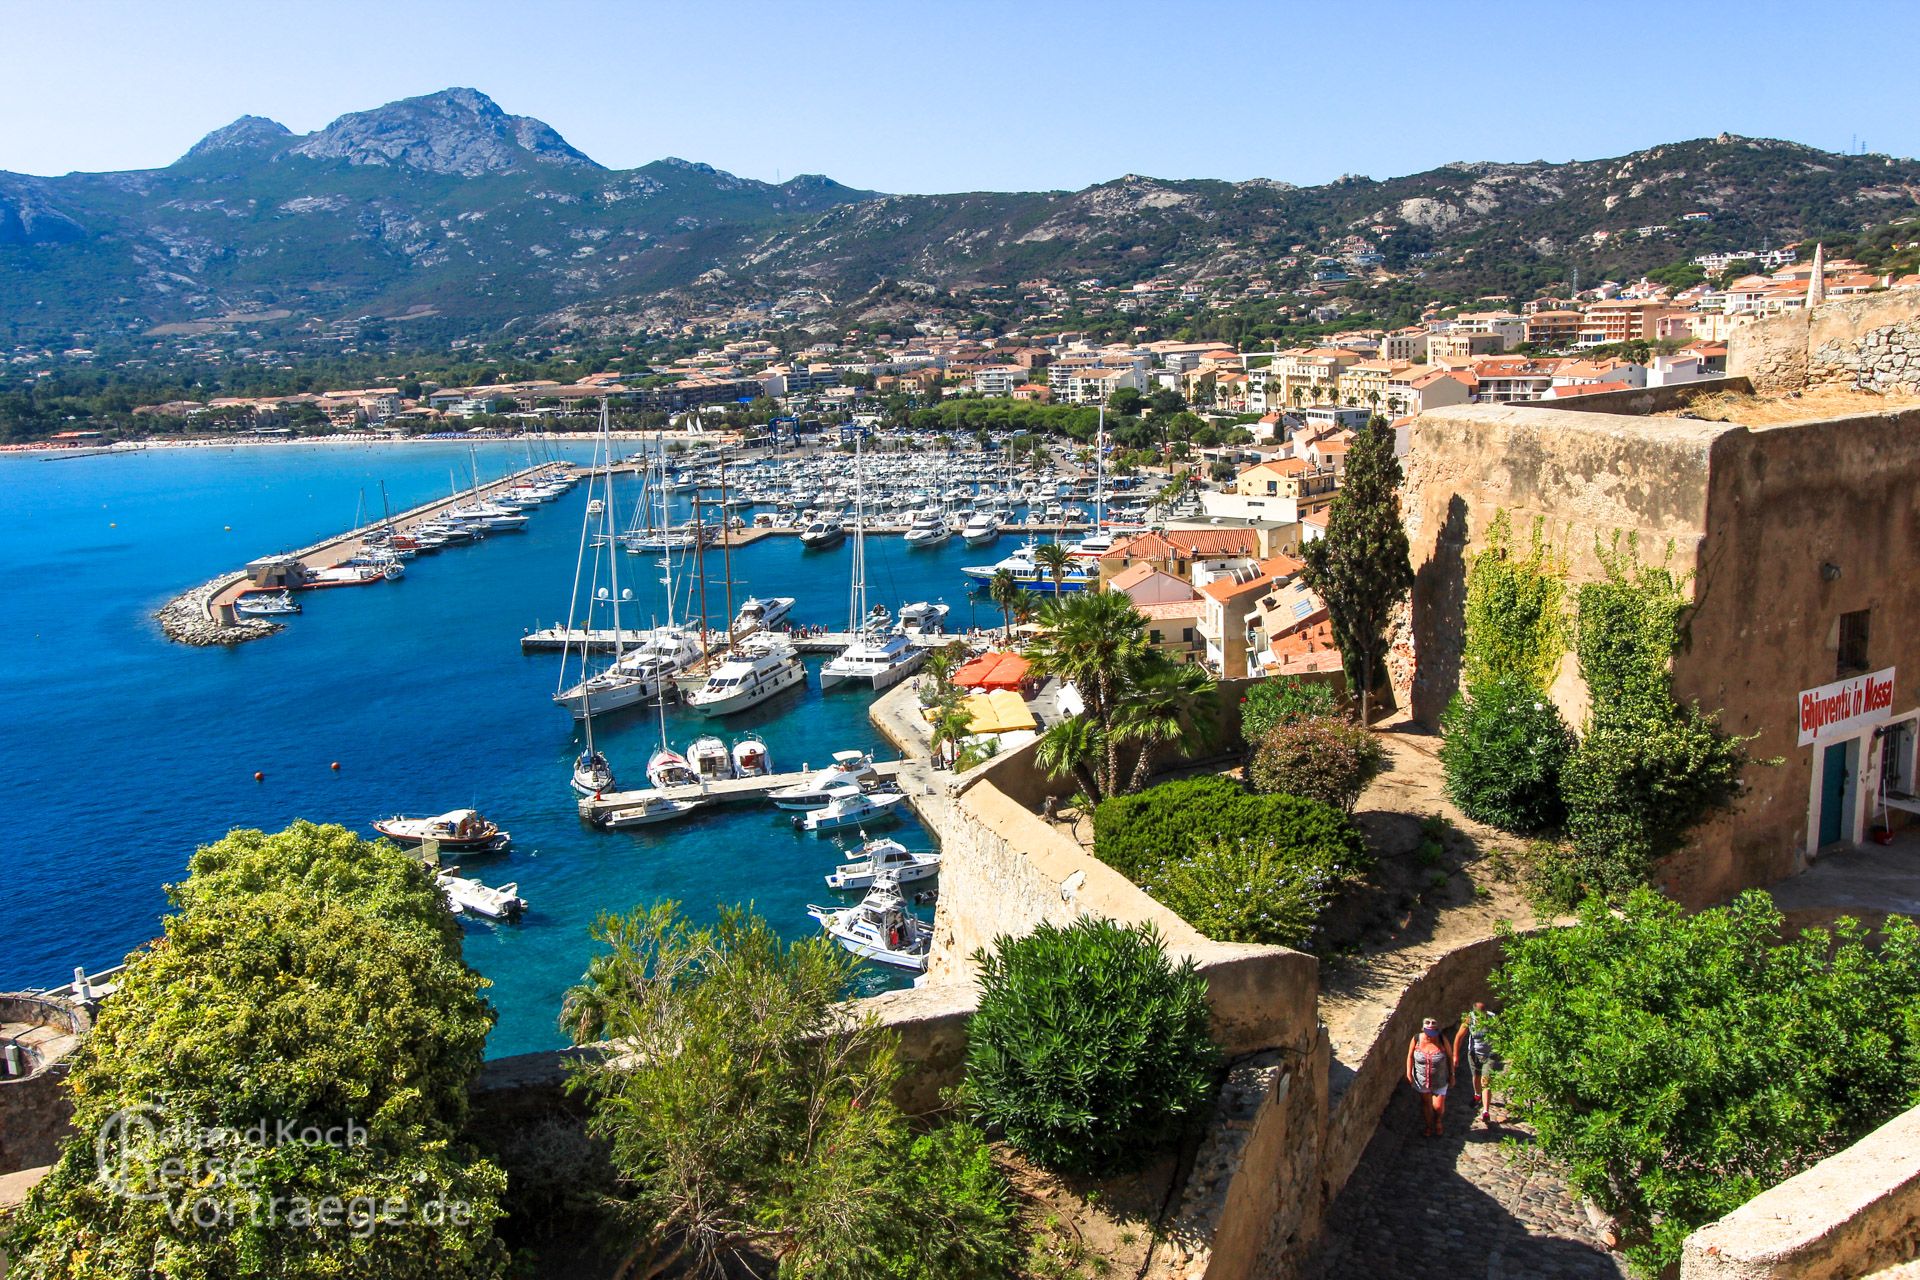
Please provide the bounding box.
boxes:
[684,633,806,717]
[768,751,879,810]
[807,874,930,971]
[596,791,702,829]
[825,838,941,891]
[731,596,795,635]
[819,630,926,692]
[799,787,906,832]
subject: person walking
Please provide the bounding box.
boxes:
[1454,1000,1501,1127]
[1406,1016,1453,1138]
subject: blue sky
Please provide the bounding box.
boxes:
[3,0,1916,191]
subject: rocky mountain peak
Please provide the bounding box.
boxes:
[286,87,598,176]
[182,115,293,161]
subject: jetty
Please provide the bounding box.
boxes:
[578,759,908,821]
[158,461,570,646]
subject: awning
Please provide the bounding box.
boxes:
[955,651,1031,691]
[960,690,1038,735]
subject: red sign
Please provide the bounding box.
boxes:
[1798,667,1897,746]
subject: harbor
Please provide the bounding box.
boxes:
[576,758,908,819]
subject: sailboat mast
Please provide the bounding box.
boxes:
[1095,405,1106,531]
[847,436,866,632]
[602,404,627,668]
[691,483,711,659]
[719,456,737,652]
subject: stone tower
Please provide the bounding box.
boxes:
[1806,241,1827,309]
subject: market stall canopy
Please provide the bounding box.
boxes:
[955,651,1031,691]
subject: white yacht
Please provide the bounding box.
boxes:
[768,751,878,810]
[799,787,907,832]
[646,747,699,790]
[824,838,941,891]
[819,629,926,692]
[731,734,774,778]
[960,510,1002,546]
[895,601,950,634]
[903,508,951,548]
[233,590,300,617]
[554,662,667,719]
[438,872,525,922]
[807,874,931,971]
[732,596,795,635]
[688,735,735,782]
[684,633,806,716]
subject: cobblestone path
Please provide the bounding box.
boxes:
[1299,1080,1628,1279]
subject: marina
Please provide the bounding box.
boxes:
[576,758,908,819]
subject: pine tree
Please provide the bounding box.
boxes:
[1300,418,1413,723]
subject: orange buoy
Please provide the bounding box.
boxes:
[253,771,264,782]
[330,761,341,771]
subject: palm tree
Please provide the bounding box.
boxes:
[1009,588,1042,634]
[930,704,975,769]
[1033,541,1074,598]
[1035,716,1106,802]
[987,568,1020,643]
[1027,591,1151,794]
[1112,658,1221,793]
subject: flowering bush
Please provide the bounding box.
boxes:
[1239,676,1341,744]
[1438,674,1573,834]
[1248,714,1383,814]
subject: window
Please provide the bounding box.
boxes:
[1150,630,1163,645]
[1838,609,1871,678]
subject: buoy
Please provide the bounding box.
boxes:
[224,525,231,532]
[253,771,264,782]
[330,761,341,771]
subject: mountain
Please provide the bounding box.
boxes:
[4,91,1917,348]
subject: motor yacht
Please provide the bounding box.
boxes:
[960,510,1002,547]
[731,734,774,778]
[798,516,846,549]
[233,590,301,618]
[684,634,807,716]
[732,596,796,635]
[798,786,907,832]
[688,735,735,782]
[768,751,879,810]
[595,791,703,828]
[824,838,941,891]
[806,874,931,971]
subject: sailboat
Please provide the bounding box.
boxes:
[597,632,705,829]
[820,439,928,693]
[555,407,664,721]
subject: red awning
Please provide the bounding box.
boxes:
[977,652,1031,690]
[953,654,1001,689]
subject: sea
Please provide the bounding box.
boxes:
[0,441,1001,1056]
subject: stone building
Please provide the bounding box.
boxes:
[1401,388,1920,905]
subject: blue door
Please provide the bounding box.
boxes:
[1819,742,1850,846]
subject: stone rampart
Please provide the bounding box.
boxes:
[1681,1102,1920,1280]
[1729,287,1920,395]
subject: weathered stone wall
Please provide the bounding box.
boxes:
[1681,1102,1920,1280]
[1399,403,1725,728]
[1730,287,1920,395]
[1513,375,1752,417]
[0,996,89,1176]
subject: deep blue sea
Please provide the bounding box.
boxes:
[0,442,993,1056]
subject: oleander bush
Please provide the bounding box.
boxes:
[1248,713,1384,814]
[1239,675,1341,745]
[1090,775,1252,880]
[1438,673,1573,834]
[967,919,1220,1176]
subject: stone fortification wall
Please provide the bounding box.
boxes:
[1681,1102,1920,1280]
[1730,287,1920,395]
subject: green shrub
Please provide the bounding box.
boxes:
[1239,675,1340,743]
[1493,890,1920,1276]
[1561,706,1748,898]
[1091,775,1251,880]
[1438,674,1572,833]
[1142,834,1351,948]
[1461,509,1568,690]
[1248,714,1383,813]
[876,1123,1020,1280]
[968,919,1220,1176]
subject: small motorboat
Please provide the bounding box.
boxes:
[688,735,735,782]
[807,874,931,971]
[825,838,941,891]
[373,809,511,853]
[596,792,703,829]
[798,517,846,549]
[731,734,774,778]
[438,871,525,921]
[573,749,617,797]
[233,590,301,617]
[768,751,878,810]
[647,747,699,790]
[798,787,907,833]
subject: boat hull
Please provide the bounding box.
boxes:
[685,658,806,717]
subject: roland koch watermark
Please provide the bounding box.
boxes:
[94,1102,478,1237]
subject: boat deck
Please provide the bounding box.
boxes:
[578,759,907,820]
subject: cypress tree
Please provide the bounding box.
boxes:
[1300,417,1413,723]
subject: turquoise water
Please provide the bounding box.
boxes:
[0,443,993,1056]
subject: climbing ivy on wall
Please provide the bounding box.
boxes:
[1460,510,1569,691]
